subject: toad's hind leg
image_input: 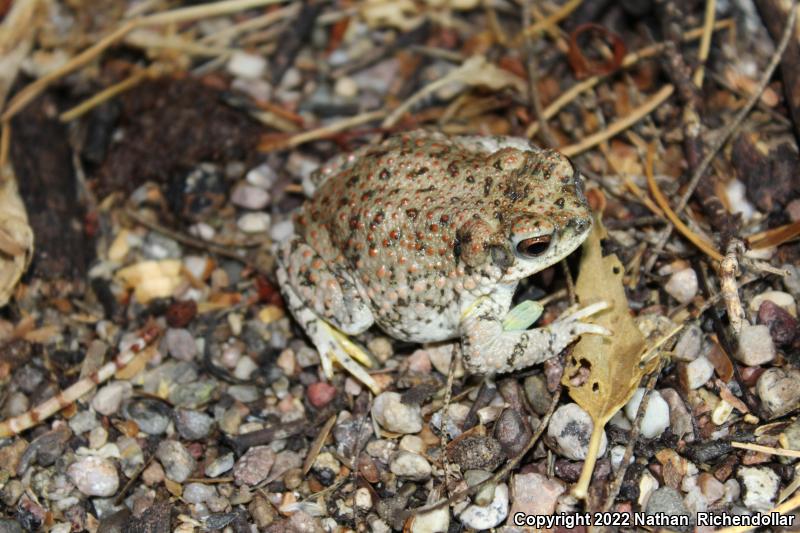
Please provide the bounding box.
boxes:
[276,239,381,394]
[279,238,373,335]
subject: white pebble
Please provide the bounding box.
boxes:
[231,183,270,210]
[237,212,271,234]
[664,268,698,305]
[68,457,119,497]
[680,356,715,390]
[738,466,779,511]
[372,392,423,434]
[246,163,278,190]
[548,403,607,460]
[624,389,670,438]
[735,324,776,365]
[233,356,258,380]
[334,76,358,98]
[726,179,756,221]
[91,381,133,416]
[390,451,431,480]
[228,51,267,79]
[458,483,508,530]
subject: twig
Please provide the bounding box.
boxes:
[124,208,255,263]
[287,110,386,148]
[513,0,583,46]
[644,143,724,262]
[647,1,797,267]
[60,67,160,122]
[560,85,674,157]
[693,0,717,87]
[719,240,746,334]
[731,441,800,458]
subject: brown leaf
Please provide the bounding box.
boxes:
[563,214,657,498]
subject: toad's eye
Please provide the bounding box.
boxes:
[516,235,551,258]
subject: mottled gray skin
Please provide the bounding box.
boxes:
[277,130,603,375]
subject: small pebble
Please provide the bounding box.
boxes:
[758,300,799,346]
[494,408,532,457]
[644,487,692,532]
[67,457,119,497]
[334,76,358,98]
[228,51,267,79]
[234,446,275,486]
[233,356,258,381]
[737,466,779,511]
[165,328,198,361]
[698,473,725,505]
[735,324,776,365]
[68,410,99,435]
[307,381,337,408]
[205,453,234,478]
[367,337,394,363]
[464,470,495,506]
[91,381,133,416]
[231,183,270,210]
[142,461,165,486]
[166,300,198,328]
[757,367,800,419]
[174,409,214,440]
[523,374,553,416]
[227,385,261,403]
[458,483,509,530]
[245,163,278,190]
[155,440,196,483]
[660,388,694,441]
[372,392,423,434]
[237,212,271,234]
[123,398,172,435]
[750,290,797,317]
[447,435,504,471]
[664,268,698,304]
[398,435,425,455]
[354,487,372,511]
[276,348,297,376]
[679,356,715,390]
[508,472,565,517]
[389,451,431,481]
[183,483,217,504]
[410,504,449,533]
[625,389,670,438]
[88,426,108,449]
[673,325,703,361]
[548,403,607,460]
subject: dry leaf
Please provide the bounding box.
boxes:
[562,214,657,499]
[0,167,34,308]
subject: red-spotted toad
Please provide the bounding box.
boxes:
[276,131,607,387]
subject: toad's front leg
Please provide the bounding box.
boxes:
[459,296,610,375]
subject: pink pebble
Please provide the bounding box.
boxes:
[308,382,337,408]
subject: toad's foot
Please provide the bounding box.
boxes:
[460,298,611,375]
